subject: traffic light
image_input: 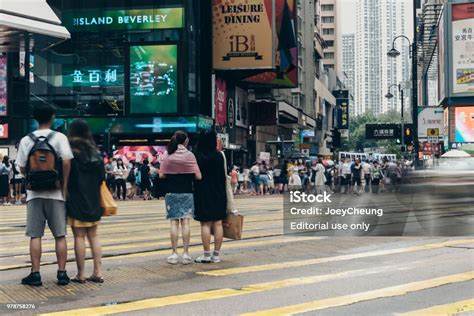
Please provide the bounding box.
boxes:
[332,129,341,148]
[404,126,414,144]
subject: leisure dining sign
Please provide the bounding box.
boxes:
[63,8,184,32]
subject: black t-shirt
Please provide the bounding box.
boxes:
[141,165,150,180]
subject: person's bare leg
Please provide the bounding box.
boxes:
[55,236,68,271]
[181,218,190,255]
[200,222,212,252]
[211,221,224,252]
[86,225,102,278]
[72,227,86,279]
[30,238,42,272]
[170,220,179,254]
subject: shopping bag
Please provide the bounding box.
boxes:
[221,152,235,212]
[100,181,118,216]
[222,211,244,240]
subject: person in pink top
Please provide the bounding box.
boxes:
[230,166,238,194]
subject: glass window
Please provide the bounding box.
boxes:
[321,4,334,11]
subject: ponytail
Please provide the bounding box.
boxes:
[167,131,188,155]
[167,136,179,155]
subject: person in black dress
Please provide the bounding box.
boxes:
[193,130,227,263]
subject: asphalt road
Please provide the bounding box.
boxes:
[0,195,473,316]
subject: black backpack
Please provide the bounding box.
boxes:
[25,132,62,191]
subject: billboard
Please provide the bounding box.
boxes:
[129,45,178,114]
[0,55,6,116]
[334,90,349,130]
[63,8,184,32]
[113,146,167,164]
[213,0,275,70]
[242,0,298,87]
[455,106,474,143]
[451,3,474,96]
[418,107,444,139]
[214,77,227,126]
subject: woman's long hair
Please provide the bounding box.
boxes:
[67,119,98,159]
[167,131,188,155]
[68,119,95,144]
[195,130,217,155]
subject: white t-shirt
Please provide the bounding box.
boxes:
[16,129,74,202]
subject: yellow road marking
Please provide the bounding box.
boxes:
[198,239,474,276]
[39,265,392,316]
[0,236,320,270]
[400,298,474,316]
[240,272,474,316]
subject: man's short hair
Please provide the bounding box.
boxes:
[33,104,55,125]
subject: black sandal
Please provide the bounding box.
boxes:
[86,275,104,283]
[71,276,87,284]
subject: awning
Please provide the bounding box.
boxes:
[0,0,70,52]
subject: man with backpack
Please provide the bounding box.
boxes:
[15,104,73,286]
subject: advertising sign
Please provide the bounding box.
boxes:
[365,124,400,140]
[335,90,349,130]
[418,107,444,139]
[215,78,227,126]
[213,0,275,70]
[63,8,184,32]
[242,0,298,87]
[0,123,8,139]
[455,106,474,143]
[63,66,124,87]
[451,3,474,95]
[235,86,249,128]
[129,45,178,114]
[113,146,167,164]
[0,55,6,116]
[248,101,277,126]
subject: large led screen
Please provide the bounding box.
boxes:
[129,45,178,114]
[455,107,474,143]
[0,55,7,116]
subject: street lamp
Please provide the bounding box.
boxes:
[387,34,418,166]
[385,83,405,150]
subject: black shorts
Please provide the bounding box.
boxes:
[140,179,151,192]
[11,178,24,185]
[352,177,362,186]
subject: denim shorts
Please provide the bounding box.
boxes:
[165,193,194,220]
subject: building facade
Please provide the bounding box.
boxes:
[321,0,337,71]
[342,33,356,115]
[354,0,413,117]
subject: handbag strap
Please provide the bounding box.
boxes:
[220,151,228,175]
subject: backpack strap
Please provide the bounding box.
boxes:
[28,133,39,143]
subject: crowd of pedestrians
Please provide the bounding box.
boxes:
[14,104,229,287]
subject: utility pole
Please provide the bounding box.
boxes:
[412,0,420,167]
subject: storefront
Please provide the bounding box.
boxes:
[4,0,212,152]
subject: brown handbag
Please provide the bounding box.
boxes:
[100,181,118,216]
[222,211,244,240]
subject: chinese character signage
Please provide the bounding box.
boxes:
[63,8,184,32]
[0,55,6,116]
[63,66,123,87]
[455,106,474,143]
[335,90,349,130]
[214,78,227,126]
[213,0,275,70]
[365,124,401,140]
[451,3,474,95]
[129,45,178,114]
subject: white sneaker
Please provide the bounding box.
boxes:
[166,253,179,265]
[211,255,221,263]
[15,201,22,205]
[194,255,211,263]
[181,253,192,265]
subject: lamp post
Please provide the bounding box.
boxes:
[385,83,405,151]
[387,34,418,166]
